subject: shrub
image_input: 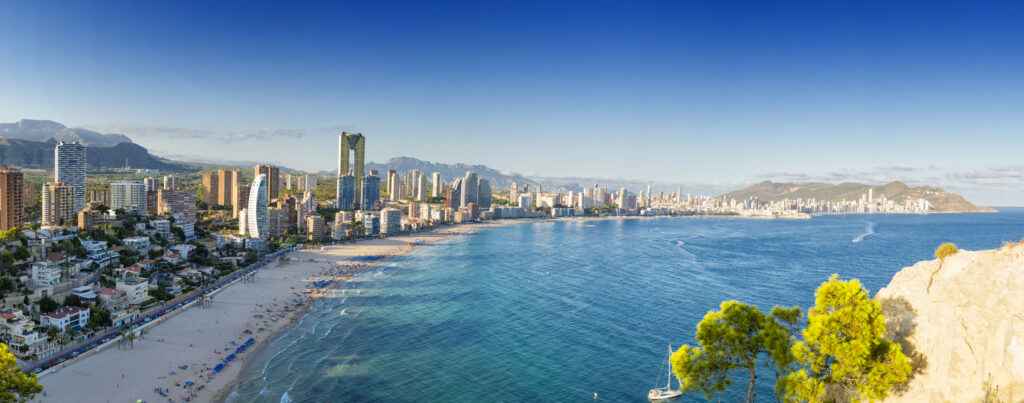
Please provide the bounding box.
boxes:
[934,243,958,260]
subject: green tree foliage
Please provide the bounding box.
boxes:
[11,247,29,262]
[780,275,911,402]
[87,304,112,329]
[934,243,958,260]
[0,343,43,402]
[0,227,21,241]
[62,294,83,308]
[37,297,59,314]
[671,301,801,403]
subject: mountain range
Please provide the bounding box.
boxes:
[0,119,189,171]
[723,180,995,213]
[0,119,132,146]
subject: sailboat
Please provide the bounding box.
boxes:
[648,344,683,400]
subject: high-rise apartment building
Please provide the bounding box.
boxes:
[42,183,75,226]
[387,171,401,201]
[449,178,463,210]
[0,166,24,230]
[306,215,326,240]
[163,175,179,190]
[89,189,110,207]
[415,173,427,201]
[267,207,286,237]
[380,208,401,235]
[111,181,148,216]
[337,132,365,207]
[431,172,441,198]
[478,179,492,209]
[232,184,250,219]
[246,174,268,238]
[202,172,218,205]
[143,177,159,192]
[21,181,35,208]
[218,169,236,206]
[254,165,279,202]
[460,172,478,208]
[337,175,356,210]
[158,188,197,223]
[54,141,86,211]
[360,174,381,211]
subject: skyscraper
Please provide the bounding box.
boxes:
[460,172,478,207]
[337,132,365,207]
[247,174,268,238]
[163,175,179,190]
[0,166,24,230]
[144,177,159,192]
[42,183,75,226]
[54,141,86,211]
[218,169,236,206]
[232,184,250,219]
[337,175,356,210]
[158,188,197,224]
[431,172,441,198]
[415,173,427,201]
[360,174,381,211]
[110,181,148,216]
[254,165,279,202]
[450,178,463,210]
[202,172,218,205]
[478,178,492,209]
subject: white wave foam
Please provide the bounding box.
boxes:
[853,221,876,243]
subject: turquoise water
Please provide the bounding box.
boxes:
[228,210,1024,402]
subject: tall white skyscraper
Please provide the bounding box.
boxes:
[415,173,427,201]
[431,172,441,198]
[460,172,478,207]
[54,141,86,211]
[247,174,268,238]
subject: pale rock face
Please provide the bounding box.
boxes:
[876,242,1024,402]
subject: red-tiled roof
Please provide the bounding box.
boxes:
[42,306,87,320]
[96,287,125,296]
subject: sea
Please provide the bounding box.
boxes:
[226,209,1024,402]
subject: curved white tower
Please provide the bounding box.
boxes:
[247,174,268,238]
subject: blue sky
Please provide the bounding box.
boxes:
[1,1,1023,205]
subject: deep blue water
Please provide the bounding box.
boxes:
[227,210,1024,402]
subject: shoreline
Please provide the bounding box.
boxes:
[211,222,514,402]
[36,211,946,402]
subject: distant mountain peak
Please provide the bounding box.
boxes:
[0,119,132,146]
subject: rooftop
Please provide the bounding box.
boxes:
[42,306,88,320]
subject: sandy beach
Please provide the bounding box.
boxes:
[37,222,504,403]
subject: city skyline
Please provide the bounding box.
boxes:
[2,2,1024,206]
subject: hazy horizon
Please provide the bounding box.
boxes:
[2,2,1023,205]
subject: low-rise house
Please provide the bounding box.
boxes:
[96,287,138,326]
[71,286,97,303]
[81,240,108,256]
[40,306,90,333]
[137,259,155,270]
[116,277,150,305]
[123,236,151,250]
[31,261,61,287]
[0,308,43,358]
[171,244,196,258]
[162,253,183,264]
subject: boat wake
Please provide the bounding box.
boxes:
[853,221,876,243]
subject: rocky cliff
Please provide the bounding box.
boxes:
[877,241,1024,402]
